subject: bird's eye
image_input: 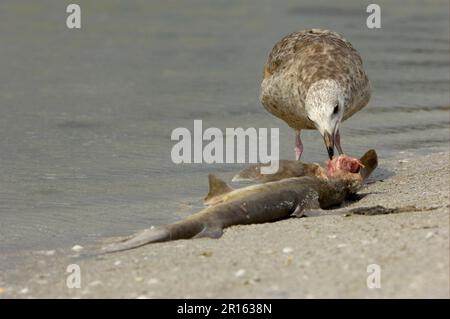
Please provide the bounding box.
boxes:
[333,104,339,114]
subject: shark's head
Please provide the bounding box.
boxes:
[305,79,345,159]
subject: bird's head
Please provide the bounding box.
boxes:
[305,79,345,159]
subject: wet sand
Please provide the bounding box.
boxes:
[1,151,448,298]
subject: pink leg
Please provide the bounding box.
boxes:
[335,129,344,155]
[294,130,303,160]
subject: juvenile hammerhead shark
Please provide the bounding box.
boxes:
[100,150,378,253]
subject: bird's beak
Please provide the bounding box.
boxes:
[323,131,334,159]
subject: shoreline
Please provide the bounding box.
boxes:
[1,151,449,298]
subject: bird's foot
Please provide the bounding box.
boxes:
[294,146,303,161]
[295,130,303,160]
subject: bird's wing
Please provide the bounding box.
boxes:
[263,29,361,79]
[343,80,371,121]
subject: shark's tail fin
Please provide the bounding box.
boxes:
[99,219,206,254]
[359,149,378,180]
[100,227,171,254]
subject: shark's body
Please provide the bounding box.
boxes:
[101,150,377,253]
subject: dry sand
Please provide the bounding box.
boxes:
[1,151,448,298]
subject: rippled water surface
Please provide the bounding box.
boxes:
[0,0,448,271]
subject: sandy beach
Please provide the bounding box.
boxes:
[0,0,448,301]
[1,151,448,298]
[0,0,448,289]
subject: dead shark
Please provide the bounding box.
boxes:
[231,160,326,183]
[100,150,378,253]
[232,149,374,183]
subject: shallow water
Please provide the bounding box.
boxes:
[0,0,448,272]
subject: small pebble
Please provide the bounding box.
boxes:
[282,247,293,254]
[19,288,29,294]
[398,159,409,164]
[234,269,246,277]
[44,250,56,256]
[337,243,348,248]
[71,245,84,252]
[147,278,159,285]
[243,277,261,285]
[36,250,55,256]
[425,231,435,239]
[88,280,102,287]
[113,260,121,266]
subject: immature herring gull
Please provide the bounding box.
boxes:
[260,29,370,160]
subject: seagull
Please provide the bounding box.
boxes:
[260,29,370,160]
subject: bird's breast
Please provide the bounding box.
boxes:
[260,70,315,130]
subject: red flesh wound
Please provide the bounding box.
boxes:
[326,155,361,178]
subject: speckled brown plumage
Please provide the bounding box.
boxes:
[260,29,370,130]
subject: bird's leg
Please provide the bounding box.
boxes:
[294,130,303,160]
[335,129,344,155]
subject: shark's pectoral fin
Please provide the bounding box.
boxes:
[193,225,224,239]
[292,204,305,217]
[291,190,320,218]
[204,174,233,205]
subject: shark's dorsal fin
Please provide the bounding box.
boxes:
[204,174,233,205]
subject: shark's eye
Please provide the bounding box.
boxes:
[333,104,339,114]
